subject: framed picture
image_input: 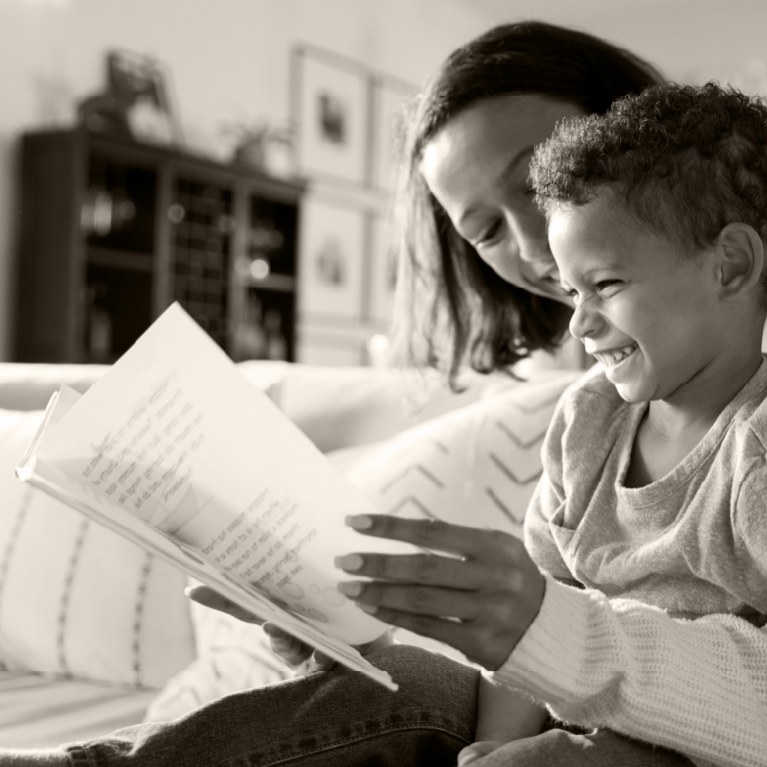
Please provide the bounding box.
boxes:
[298,196,366,321]
[106,49,180,145]
[367,213,398,325]
[291,45,370,186]
[370,75,415,191]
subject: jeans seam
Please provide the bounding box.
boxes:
[224,722,471,767]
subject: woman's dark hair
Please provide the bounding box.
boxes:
[389,20,664,387]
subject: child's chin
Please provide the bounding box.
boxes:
[612,382,647,404]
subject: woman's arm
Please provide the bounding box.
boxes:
[336,514,767,767]
[496,577,767,767]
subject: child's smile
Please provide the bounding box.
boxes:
[590,342,638,370]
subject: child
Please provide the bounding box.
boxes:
[338,81,767,767]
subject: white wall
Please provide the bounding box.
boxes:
[473,0,767,86]
[2,0,766,360]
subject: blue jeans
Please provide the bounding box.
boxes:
[57,646,692,767]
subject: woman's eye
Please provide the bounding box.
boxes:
[473,220,501,247]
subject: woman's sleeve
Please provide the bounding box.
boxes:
[492,576,767,767]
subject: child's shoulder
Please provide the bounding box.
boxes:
[735,355,767,452]
[552,364,631,432]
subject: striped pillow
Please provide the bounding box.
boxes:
[0,409,196,688]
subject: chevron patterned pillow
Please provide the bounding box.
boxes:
[339,371,580,537]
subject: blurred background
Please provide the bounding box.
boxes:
[2,0,766,366]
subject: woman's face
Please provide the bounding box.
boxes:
[419,93,585,304]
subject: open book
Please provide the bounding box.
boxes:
[16,303,407,690]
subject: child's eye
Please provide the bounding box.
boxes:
[595,280,622,294]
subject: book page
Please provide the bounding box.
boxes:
[22,304,409,651]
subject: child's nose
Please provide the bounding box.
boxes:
[568,298,600,341]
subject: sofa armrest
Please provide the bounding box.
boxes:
[0,363,110,411]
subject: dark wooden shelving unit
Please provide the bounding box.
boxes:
[15,127,306,364]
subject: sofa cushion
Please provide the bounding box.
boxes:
[0,670,158,748]
[0,409,196,689]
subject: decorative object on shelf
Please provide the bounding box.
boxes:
[298,196,366,321]
[77,49,182,145]
[107,50,181,145]
[291,45,370,186]
[223,119,295,177]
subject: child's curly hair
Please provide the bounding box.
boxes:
[530,81,767,254]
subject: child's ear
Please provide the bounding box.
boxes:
[716,223,764,297]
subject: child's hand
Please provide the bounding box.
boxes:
[335,515,545,670]
[457,741,503,766]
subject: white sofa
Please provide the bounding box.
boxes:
[0,360,581,748]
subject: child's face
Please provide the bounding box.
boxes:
[548,190,725,404]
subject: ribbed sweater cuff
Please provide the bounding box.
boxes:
[492,575,597,704]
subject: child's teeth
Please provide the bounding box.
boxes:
[598,344,636,366]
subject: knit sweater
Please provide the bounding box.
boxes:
[492,358,767,767]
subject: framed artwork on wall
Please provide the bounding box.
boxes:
[292,45,370,186]
[367,213,397,325]
[369,75,415,192]
[298,196,366,321]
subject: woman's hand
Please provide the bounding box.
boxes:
[335,515,545,670]
[185,585,395,671]
[185,584,326,670]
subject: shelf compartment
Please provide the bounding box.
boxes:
[87,246,153,272]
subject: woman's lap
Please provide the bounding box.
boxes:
[63,645,478,767]
[41,645,693,767]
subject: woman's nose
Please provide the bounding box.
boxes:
[518,246,558,280]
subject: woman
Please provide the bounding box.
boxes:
[2,21,724,767]
[389,21,660,388]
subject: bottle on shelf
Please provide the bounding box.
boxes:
[233,294,268,360]
[264,309,288,361]
[86,284,113,362]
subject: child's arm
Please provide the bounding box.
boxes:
[458,675,547,766]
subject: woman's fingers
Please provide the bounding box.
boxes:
[185,585,265,624]
[346,514,496,560]
[262,623,316,667]
[336,551,486,589]
[340,580,482,620]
